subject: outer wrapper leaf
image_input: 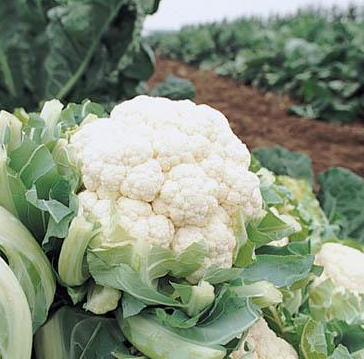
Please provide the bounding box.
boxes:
[0,205,56,331]
[0,256,32,359]
[34,306,131,359]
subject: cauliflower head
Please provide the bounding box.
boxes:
[309,242,364,324]
[71,96,262,281]
[231,319,298,359]
[314,242,364,294]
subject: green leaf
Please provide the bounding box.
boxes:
[247,208,300,247]
[252,146,314,186]
[173,281,215,317]
[34,307,131,359]
[118,312,227,359]
[155,308,200,329]
[0,206,56,332]
[0,256,32,359]
[232,280,282,308]
[123,292,260,346]
[88,250,182,307]
[0,0,156,110]
[67,285,88,306]
[233,209,255,267]
[26,186,72,223]
[117,287,261,359]
[59,99,107,130]
[300,319,328,359]
[122,293,147,319]
[241,254,314,288]
[329,345,354,359]
[318,167,364,243]
[202,265,243,284]
[0,110,22,151]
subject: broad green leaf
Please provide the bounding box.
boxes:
[34,307,131,359]
[252,146,314,186]
[318,167,364,243]
[88,250,182,307]
[172,281,215,317]
[0,206,56,331]
[0,256,32,359]
[119,312,227,359]
[122,293,147,319]
[117,288,261,359]
[300,319,328,359]
[202,265,243,284]
[241,254,314,288]
[232,280,282,308]
[247,208,301,248]
[329,345,354,359]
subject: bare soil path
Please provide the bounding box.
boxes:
[149,57,364,178]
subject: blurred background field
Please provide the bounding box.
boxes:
[145,1,364,177]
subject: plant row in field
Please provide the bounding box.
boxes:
[149,6,364,124]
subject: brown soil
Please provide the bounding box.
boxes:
[149,57,364,178]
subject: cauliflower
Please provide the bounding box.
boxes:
[173,210,236,283]
[231,319,298,359]
[79,191,175,249]
[71,96,262,281]
[314,242,364,294]
[309,242,364,325]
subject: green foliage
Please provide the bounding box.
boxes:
[34,306,134,359]
[0,256,32,359]
[117,286,261,359]
[318,167,364,243]
[241,254,315,289]
[0,206,56,331]
[151,75,196,100]
[253,146,314,186]
[0,0,160,111]
[149,7,364,123]
[0,99,101,248]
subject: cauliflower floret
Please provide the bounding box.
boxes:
[120,159,164,202]
[111,95,181,130]
[78,191,111,227]
[172,209,236,283]
[222,167,262,219]
[71,121,155,199]
[314,243,364,294]
[78,192,174,249]
[117,197,174,249]
[231,319,298,359]
[201,154,230,203]
[215,133,251,169]
[178,103,232,142]
[153,164,219,227]
[152,128,195,171]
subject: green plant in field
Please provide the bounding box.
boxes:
[0,0,161,111]
[149,7,364,124]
